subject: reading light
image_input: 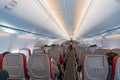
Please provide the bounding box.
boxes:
[18,34,36,40]
[0,33,10,38]
[5,0,17,10]
[106,34,120,39]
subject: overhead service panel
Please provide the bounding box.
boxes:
[5,0,17,10]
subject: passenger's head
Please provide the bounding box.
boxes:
[51,44,55,47]
[106,52,118,65]
[51,44,55,49]
[2,52,11,57]
[44,45,48,47]
[106,52,118,58]
[45,46,51,54]
[69,42,73,49]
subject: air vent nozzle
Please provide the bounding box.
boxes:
[5,0,17,10]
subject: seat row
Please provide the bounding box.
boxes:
[0,49,54,80]
[82,54,120,80]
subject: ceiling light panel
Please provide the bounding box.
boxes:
[76,0,120,40]
[42,0,69,39]
[41,18,67,39]
[73,0,93,40]
[6,0,68,40]
[106,34,120,39]
[18,34,36,40]
[12,0,50,26]
[43,0,74,35]
[0,0,67,39]
[0,33,10,38]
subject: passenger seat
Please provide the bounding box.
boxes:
[32,48,45,54]
[27,53,53,80]
[2,53,29,80]
[112,56,120,80]
[82,55,108,80]
[19,48,31,62]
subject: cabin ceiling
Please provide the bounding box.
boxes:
[0,0,120,40]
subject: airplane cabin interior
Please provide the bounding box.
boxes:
[0,0,120,80]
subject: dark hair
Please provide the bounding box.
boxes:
[44,45,48,47]
[106,52,118,65]
[69,44,73,49]
[51,44,55,46]
[89,44,97,47]
[2,52,11,57]
[0,70,9,80]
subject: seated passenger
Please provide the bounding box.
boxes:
[44,45,51,54]
[51,58,59,80]
[106,52,118,80]
[0,70,9,80]
[33,46,45,54]
[106,52,118,66]
[2,51,11,57]
[40,45,45,53]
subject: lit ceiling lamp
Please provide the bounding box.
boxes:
[0,33,10,38]
[1,28,17,34]
[18,34,36,40]
[43,0,69,40]
[94,37,102,41]
[106,34,120,39]
[39,37,47,41]
[73,0,91,40]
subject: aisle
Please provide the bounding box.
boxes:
[64,49,78,80]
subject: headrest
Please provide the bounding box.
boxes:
[19,48,31,56]
[32,49,44,54]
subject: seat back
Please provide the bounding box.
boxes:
[82,55,108,80]
[3,53,29,79]
[57,46,64,55]
[80,50,92,66]
[32,48,45,54]
[0,54,3,70]
[27,53,53,80]
[112,56,120,80]
[94,49,108,55]
[48,48,60,62]
[19,48,31,62]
